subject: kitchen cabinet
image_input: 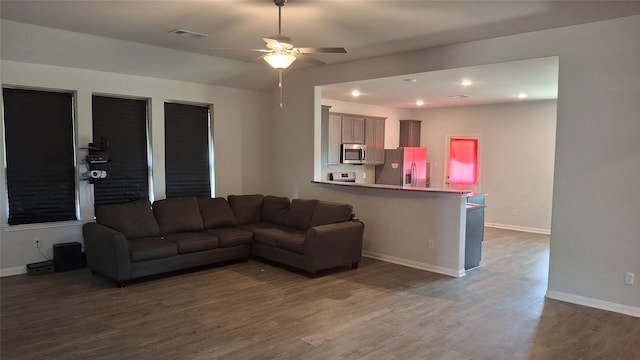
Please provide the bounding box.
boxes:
[321,106,342,166]
[365,117,386,165]
[465,194,486,270]
[323,112,386,166]
[341,115,365,144]
[327,114,342,165]
[399,120,422,147]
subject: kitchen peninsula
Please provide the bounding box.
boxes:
[312,179,485,277]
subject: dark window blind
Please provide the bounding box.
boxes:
[164,102,211,198]
[92,96,149,205]
[3,88,76,225]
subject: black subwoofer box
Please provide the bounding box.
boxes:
[53,242,84,272]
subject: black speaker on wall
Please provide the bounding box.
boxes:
[53,242,84,272]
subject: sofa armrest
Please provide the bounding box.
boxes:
[304,220,364,273]
[83,222,132,282]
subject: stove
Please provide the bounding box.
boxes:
[330,172,357,183]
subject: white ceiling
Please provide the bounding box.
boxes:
[1,1,638,108]
[321,56,560,108]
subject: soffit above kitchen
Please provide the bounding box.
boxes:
[320,56,560,109]
[1,1,638,92]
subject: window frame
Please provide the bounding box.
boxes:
[91,94,153,206]
[2,86,80,227]
[444,134,482,193]
[163,101,214,198]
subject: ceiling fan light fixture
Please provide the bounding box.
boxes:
[264,52,296,69]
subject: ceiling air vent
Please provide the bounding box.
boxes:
[168,29,208,39]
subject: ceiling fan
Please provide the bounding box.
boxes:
[255,0,347,69]
[213,0,347,107]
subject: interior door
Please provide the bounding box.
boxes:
[445,136,480,193]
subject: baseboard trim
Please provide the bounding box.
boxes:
[0,266,27,277]
[362,251,465,278]
[485,222,550,235]
[546,290,640,318]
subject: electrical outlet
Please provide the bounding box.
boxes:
[625,272,635,285]
[428,239,435,249]
[512,209,517,216]
[362,172,367,179]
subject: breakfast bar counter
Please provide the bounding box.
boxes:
[311,180,482,277]
[312,180,470,194]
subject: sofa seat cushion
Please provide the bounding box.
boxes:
[129,237,178,262]
[252,227,306,254]
[96,199,160,239]
[153,197,204,234]
[236,221,276,232]
[198,197,238,229]
[204,227,253,248]
[277,234,305,255]
[162,232,219,254]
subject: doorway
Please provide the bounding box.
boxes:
[445,135,480,193]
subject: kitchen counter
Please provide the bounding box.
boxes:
[312,179,486,278]
[312,180,470,195]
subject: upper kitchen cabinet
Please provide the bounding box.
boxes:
[322,111,386,166]
[321,106,342,166]
[341,115,365,144]
[399,120,422,147]
[365,117,386,165]
[327,113,342,165]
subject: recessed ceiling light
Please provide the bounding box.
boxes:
[517,93,528,99]
[460,79,473,86]
[448,95,471,99]
[351,90,361,97]
[416,100,424,106]
[404,78,417,83]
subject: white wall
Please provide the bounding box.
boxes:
[0,61,272,274]
[272,16,639,315]
[413,100,557,233]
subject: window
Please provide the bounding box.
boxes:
[164,102,212,198]
[2,88,77,225]
[447,137,478,185]
[92,96,150,205]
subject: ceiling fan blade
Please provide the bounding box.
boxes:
[247,54,268,63]
[297,47,347,54]
[263,35,292,45]
[295,54,326,66]
[208,48,271,53]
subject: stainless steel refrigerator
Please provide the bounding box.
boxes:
[375,147,429,187]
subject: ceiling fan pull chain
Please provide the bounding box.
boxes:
[279,69,284,108]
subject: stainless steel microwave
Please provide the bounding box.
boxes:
[341,144,367,164]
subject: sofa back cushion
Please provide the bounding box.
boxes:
[228,194,264,225]
[262,195,290,226]
[310,201,354,227]
[95,199,160,239]
[153,197,204,234]
[284,199,319,230]
[198,197,237,229]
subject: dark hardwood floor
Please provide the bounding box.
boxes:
[2,228,639,359]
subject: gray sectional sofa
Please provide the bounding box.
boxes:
[82,194,364,286]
